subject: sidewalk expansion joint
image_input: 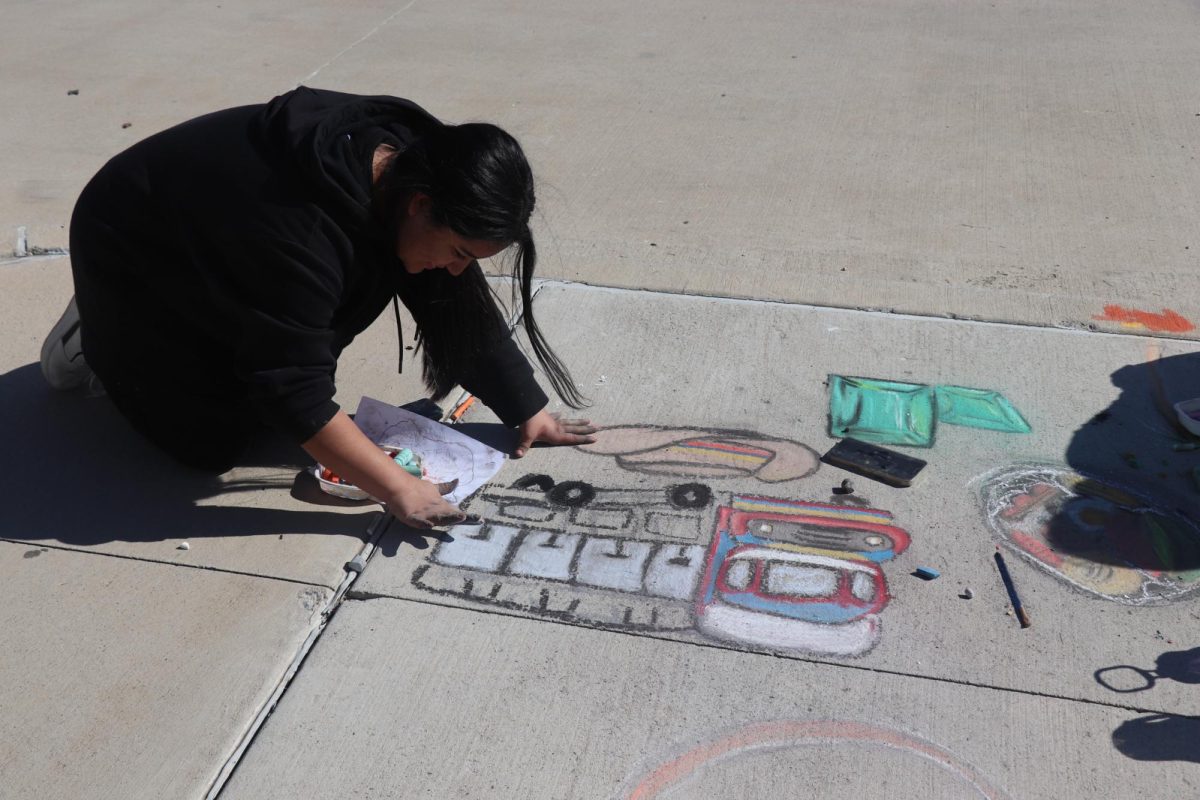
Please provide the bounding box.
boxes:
[295,0,418,86]
[535,277,1200,343]
[205,513,392,800]
[1,537,339,591]
[342,588,1196,721]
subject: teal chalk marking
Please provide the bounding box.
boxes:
[828,376,936,448]
[827,376,1031,447]
[934,386,1031,433]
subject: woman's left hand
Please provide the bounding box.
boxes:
[514,409,598,458]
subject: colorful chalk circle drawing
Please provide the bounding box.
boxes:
[623,720,1011,800]
[412,475,911,657]
[978,464,1200,604]
[577,426,821,482]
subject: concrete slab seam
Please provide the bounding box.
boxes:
[342,587,1198,721]
[0,537,344,591]
[203,513,391,800]
[295,0,419,87]
[535,278,1200,343]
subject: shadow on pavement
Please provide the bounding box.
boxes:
[0,363,377,546]
[1112,714,1200,764]
[1098,646,1200,765]
[376,527,452,558]
[453,421,519,453]
[1096,646,1200,693]
[1052,351,1200,570]
[982,353,1200,603]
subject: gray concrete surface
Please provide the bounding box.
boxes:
[0,256,393,587]
[220,598,1200,800]
[0,540,330,800]
[3,1,1200,797]
[358,282,1200,717]
[5,0,1199,332]
[315,0,1200,333]
[1,0,405,254]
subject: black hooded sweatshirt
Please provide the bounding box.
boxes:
[69,87,548,443]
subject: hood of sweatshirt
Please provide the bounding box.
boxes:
[258,86,443,233]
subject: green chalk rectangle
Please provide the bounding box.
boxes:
[935,386,1031,433]
[828,376,936,448]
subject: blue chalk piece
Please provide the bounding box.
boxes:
[914,567,940,580]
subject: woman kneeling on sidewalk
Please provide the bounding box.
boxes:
[40,87,597,528]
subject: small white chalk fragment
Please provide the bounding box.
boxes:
[177,541,190,551]
[961,588,974,599]
[596,375,607,384]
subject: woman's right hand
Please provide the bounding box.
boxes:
[385,478,466,529]
[304,411,468,529]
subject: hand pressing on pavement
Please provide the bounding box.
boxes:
[385,477,465,529]
[514,409,599,458]
[304,411,467,529]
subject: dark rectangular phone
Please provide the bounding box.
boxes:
[821,438,927,488]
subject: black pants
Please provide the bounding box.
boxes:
[99,378,261,473]
[70,183,262,474]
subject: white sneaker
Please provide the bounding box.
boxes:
[40,297,100,393]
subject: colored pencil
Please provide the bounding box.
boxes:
[994,549,1031,628]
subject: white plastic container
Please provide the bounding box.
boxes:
[1174,398,1200,436]
[312,446,423,501]
[312,467,373,500]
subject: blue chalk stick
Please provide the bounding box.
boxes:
[914,567,940,580]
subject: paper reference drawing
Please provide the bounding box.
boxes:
[353,396,506,505]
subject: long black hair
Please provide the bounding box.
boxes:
[374,122,586,410]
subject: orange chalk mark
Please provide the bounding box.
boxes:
[1093,305,1195,334]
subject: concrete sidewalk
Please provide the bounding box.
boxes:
[220,599,1194,800]
[5,0,1200,333]
[0,257,409,799]
[222,283,1200,799]
[3,1,1199,798]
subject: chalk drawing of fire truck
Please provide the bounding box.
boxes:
[411,475,911,657]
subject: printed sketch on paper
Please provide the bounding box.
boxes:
[352,396,506,505]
